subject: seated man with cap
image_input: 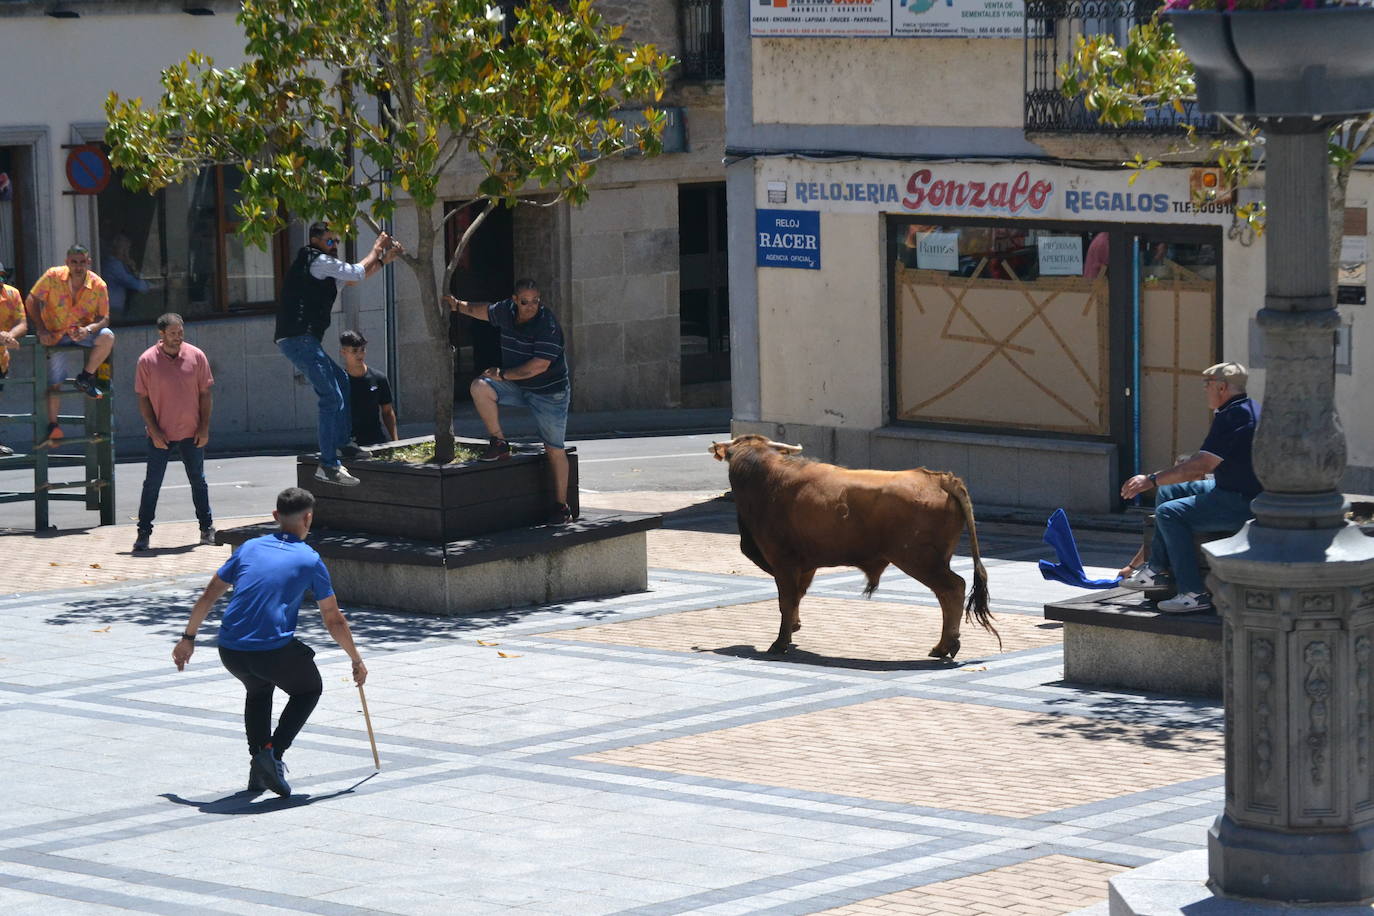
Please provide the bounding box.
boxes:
[1118,361,1263,613]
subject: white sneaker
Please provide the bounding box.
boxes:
[1121,565,1172,591]
[315,464,360,487]
[1157,591,1213,614]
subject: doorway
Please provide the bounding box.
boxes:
[445,201,513,403]
[0,145,39,292]
[679,183,729,406]
[1127,232,1221,484]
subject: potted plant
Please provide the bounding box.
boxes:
[1163,0,1374,116]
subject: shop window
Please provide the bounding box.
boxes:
[891,220,1111,435]
[97,163,286,325]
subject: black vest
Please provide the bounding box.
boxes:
[275,246,337,341]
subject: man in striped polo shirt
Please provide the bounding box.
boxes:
[446,279,574,524]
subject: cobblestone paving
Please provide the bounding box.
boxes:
[0,491,1218,915]
[814,856,1129,916]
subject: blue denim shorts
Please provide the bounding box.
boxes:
[479,378,570,449]
[47,328,112,386]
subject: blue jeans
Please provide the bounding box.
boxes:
[477,378,570,448]
[277,334,351,467]
[1151,480,1255,594]
[138,438,212,536]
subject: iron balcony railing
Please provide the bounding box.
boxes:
[1025,0,1219,133]
[680,0,725,81]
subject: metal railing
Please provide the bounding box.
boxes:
[1025,0,1219,133]
[680,0,725,81]
[0,338,116,530]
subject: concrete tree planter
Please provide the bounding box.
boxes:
[1167,9,1374,116]
[296,436,580,541]
[218,436,659,617]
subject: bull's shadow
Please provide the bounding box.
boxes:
[700,643,959,672]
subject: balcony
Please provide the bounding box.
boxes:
[1025,0,1218,135]
[680,0,725,81]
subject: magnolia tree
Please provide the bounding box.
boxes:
[1059,12,1374,290]
[105,0,674,463]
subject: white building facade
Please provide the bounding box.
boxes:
[724,0,1374,513]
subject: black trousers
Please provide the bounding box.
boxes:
[218,638,323,759]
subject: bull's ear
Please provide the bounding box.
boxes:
[765,440,804,455]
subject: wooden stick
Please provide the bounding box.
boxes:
[357,683,380,770]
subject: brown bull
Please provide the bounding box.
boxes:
[710,434,998,660]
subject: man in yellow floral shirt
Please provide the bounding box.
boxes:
[0,261,27,456]
[25,245,117,441]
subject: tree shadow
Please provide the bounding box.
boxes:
[699,642,959,672]
[160,772,376,814]
[40,583,652,647]
[1021,691,1223,753]
[658,495,737,535]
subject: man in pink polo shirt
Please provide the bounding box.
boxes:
[134,313,215,552]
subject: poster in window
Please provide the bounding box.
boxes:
[1037,236,1083,276]
[915,232,959,272]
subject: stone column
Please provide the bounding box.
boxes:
[1205,120,1374,904]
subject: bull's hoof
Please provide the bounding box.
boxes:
[767,640,791,655]
[928,638,960,660]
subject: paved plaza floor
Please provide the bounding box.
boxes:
[0,493,1222,915]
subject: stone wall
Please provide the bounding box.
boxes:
[567,183,682,410]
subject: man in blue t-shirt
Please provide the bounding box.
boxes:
[1119,362,1262,613]
[172,487,368,796]
[447,278,575,524]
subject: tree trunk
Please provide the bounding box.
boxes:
[1330,163,1349,300]
[406,203,457,464]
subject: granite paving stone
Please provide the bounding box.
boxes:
[0,494,1224,914]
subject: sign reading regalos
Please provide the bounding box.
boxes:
[764,159,1238,226]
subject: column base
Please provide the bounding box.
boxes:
[1209,813,1374,905]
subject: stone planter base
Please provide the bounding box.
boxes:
[217,509,660,616]
[1045,589,1222,698]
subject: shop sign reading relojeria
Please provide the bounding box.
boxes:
[771,160,1237,225]
[750,0,1023,39]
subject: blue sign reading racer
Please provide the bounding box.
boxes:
[756,209,820,270]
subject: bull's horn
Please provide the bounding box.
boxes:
[765,440,804,453]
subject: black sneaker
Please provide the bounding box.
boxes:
[133,534,150,552]
[478,438,511,462]
[247,761,267,793]
[314,464,361,487]
[251,747,291,797]
[339,442,370,460]
[73,371,105,399]
[547,503,574,525]
[199,527,217,546]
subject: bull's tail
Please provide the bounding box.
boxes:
[940,474,1000,650]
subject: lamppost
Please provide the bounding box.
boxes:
[1168,6,1374,905]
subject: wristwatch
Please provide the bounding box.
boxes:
[180,632,195,642]
[1148,472,1159,487]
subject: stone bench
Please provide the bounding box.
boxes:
[1044,589,1222,698]
[217,508,661,616]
